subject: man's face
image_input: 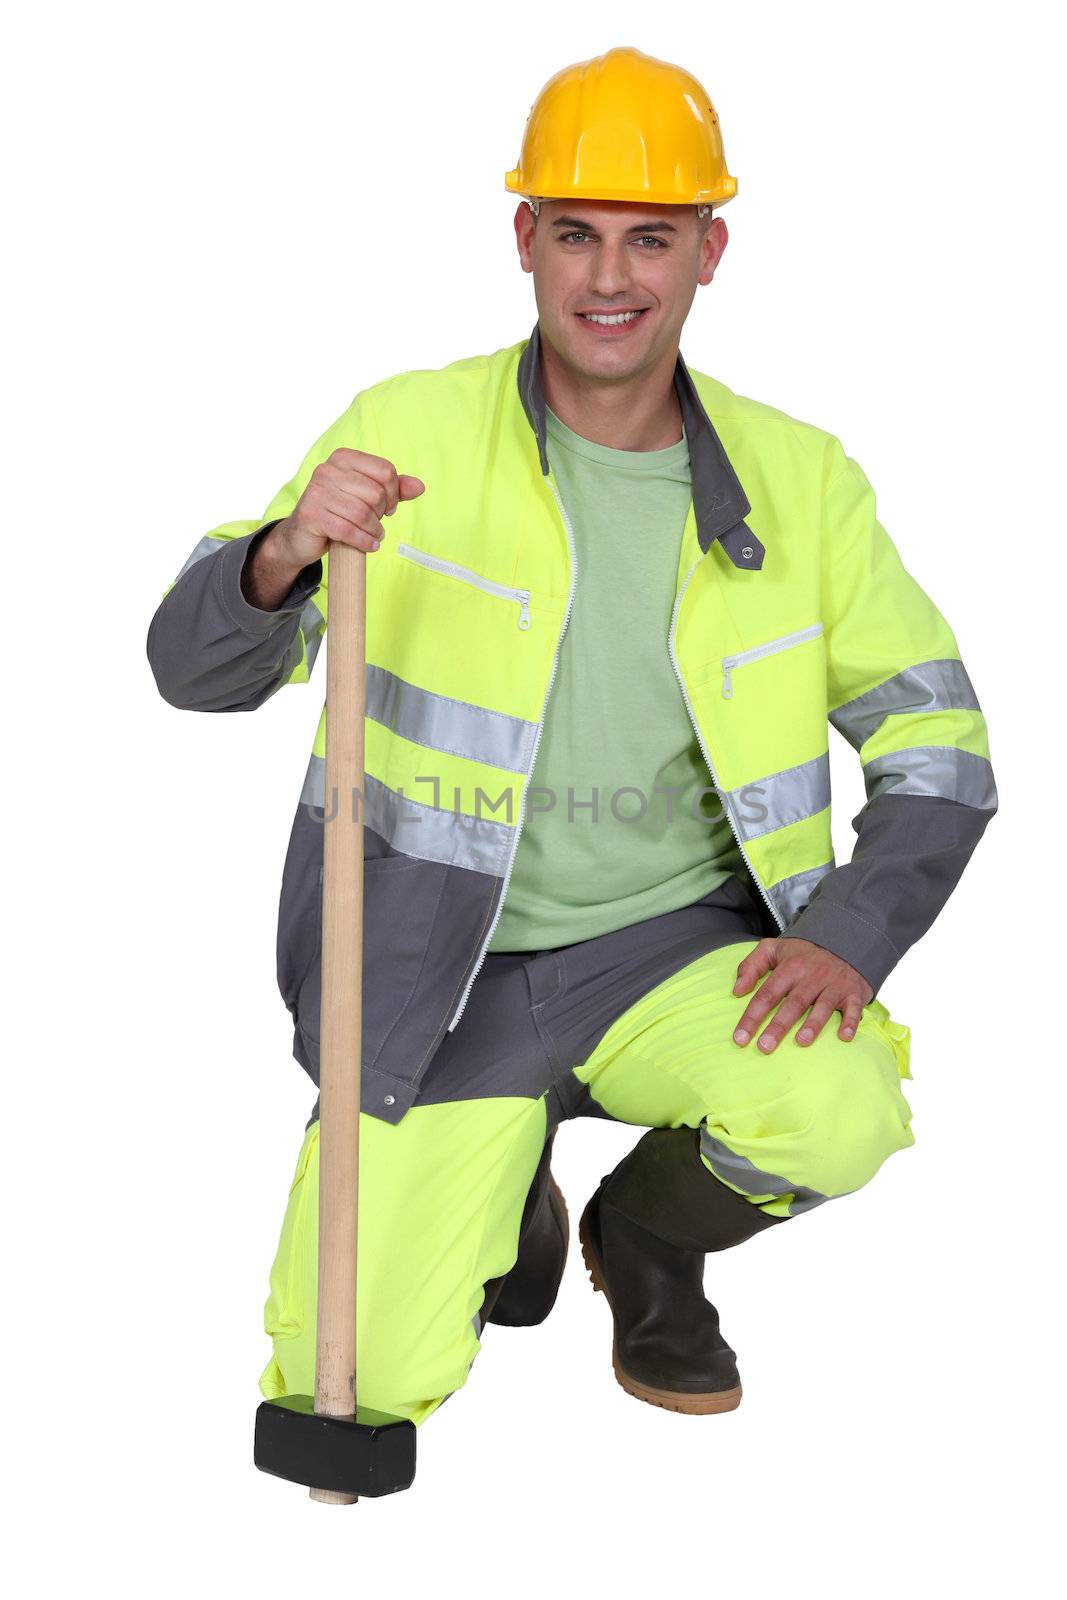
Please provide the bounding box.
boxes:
[513,198,728,383]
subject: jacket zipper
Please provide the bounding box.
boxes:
[667,558,785,933]
[446,474,578,1032]
[721,622,823,699]
[397,542,531,630]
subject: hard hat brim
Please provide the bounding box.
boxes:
[504,178,737,207]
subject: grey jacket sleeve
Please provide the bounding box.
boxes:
[147,523,324,712]
[778,788,996,996]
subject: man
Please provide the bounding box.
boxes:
[147,46,996,1425]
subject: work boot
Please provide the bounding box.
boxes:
[482,1134,569,1328]
[578,1127,785,1413]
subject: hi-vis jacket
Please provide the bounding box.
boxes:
[147,324,997,1124]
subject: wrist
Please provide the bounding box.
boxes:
[259,520,306,582]
[242,522,308,610]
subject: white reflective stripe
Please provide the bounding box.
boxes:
[863,746,998,810]
[300,599,325,673]
[397,543,532,628]
[830,658,982,751]
[700,1131,830,1216]
[724,751,831,842]
[299,755,513,877]
[722,622,823,698]
[175,534,228,581]
[365,663,538,774]
[768,859,836,926]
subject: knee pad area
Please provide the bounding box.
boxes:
[705,1015,915,1211]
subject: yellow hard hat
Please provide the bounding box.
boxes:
[504,46,737,215]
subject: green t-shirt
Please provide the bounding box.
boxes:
[488,404,745,952]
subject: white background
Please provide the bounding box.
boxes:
[5,1,1060,1593]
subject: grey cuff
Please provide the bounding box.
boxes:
[216,524,323,636]
[778,899,900,998]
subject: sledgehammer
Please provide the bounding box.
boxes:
[254,538,417,1503]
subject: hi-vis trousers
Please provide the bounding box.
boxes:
[259,877,914,1425]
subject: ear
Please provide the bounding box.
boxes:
[514,201,537,273]
[698,216,729,287]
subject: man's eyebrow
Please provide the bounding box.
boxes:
[549,216,679,235]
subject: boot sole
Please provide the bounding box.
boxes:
[578,1211,743,1416]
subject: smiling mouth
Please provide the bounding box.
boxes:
[576,308,649,326]
[574,309,651,337]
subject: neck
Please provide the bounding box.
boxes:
[539,328,684,451]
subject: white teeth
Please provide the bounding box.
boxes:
[581,310,644,325]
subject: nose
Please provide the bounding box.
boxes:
[587,239,637,301]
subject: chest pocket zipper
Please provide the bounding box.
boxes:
[722,622,824,699]
[397,542,532,630]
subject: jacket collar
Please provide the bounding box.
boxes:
[516,322,764,570]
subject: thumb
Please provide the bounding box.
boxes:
[397,475,426,500]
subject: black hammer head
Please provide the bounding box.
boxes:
[254,1395,417,1498]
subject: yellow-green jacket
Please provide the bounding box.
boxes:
[147,326,997,1123]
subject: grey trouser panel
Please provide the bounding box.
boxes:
[306,872,766,1130]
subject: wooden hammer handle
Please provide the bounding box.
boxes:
[311,539,365,1504]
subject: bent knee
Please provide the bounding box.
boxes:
[791,1025,915,1193]
[709,1025,914,1209]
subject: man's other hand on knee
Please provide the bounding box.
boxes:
[731,938,874,1053]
